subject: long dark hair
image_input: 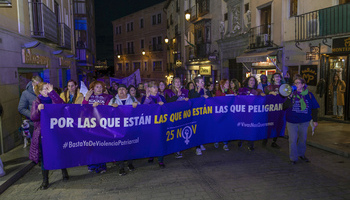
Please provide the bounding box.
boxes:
[332,74,340,86]
[242,76,258,89]
[230,79,240,92]
[64,80,78,103]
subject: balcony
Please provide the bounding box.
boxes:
[30,2,58,43]
[249,24,273,49]
[58,23,71,49]
[186,0,210,22]
[295,3,350,42]
[196,43,210,58]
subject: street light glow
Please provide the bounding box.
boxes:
[185,12,191,21]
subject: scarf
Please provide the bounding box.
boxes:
[292,89,309,111]
[38,94,52,104]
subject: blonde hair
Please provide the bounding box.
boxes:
[31,75,43,83]
[148,81,158,88]
[34,82,48,95]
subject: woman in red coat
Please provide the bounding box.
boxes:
[30,82,67,190]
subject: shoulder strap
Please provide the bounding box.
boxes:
[131,96,136,102]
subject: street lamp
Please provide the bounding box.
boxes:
[142,49,146,56]
[117,54,121,59]
[164,37,169,44]
[185,12,191,21]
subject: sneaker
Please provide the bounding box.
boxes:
[128,164,135,171]
[88,169,94,173]
[99,170,106,174]
[237,141,243,148]
[271,142,281,149]
[175,152,183,159]
[223,145,229,151]
[196,148,202,155]
[248,146,255,151]
[158,162,165,168]
[119,168,126,176]
[200,145,206,151]
[214,143,219,148]
[148,158,154,163]
[299,156,310,162]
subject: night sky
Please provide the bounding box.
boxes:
[95,0,165,67]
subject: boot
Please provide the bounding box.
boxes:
[40,170,49,190]
[61,168,69,181]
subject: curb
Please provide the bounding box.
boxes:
[0,161,36,195]
[307,141,350,158]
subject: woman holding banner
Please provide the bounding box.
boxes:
[165,77,189,158]
[238,76,265,151]
[30,82,68,190]
[189,77,212,156]
[82,81,112,173]
[262,73,284,148]
[143,81,166,168]
[60,80,83,104]
[214,79,234,151]
[230,79,241,94]
[283,76,319,164]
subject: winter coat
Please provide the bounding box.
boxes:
[108,94,139,106]
[18,81,37,119]
[29,91,64,164]
[60,88,84,104]
[329,80,346,106]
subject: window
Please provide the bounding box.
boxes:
[152,15,157,25]
[144,62,148,71]
[130,22,133,31]
[141,39,144,49]
[127,42,134,54]
[119,26,122,34]
[152,36,163,51]
[127,23,130,32]
[290,0,298,17]
[116,44,122,54]
[125,63,129,71]
[0,0,12,6]
[74,1,86,14]
[133,62,141,71]
[140,18,144,28]
[157,13,162,24]
[117,63,122,71]
[153,61,162,71]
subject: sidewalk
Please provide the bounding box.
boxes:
[0,120,349,195]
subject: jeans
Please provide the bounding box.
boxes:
[333,92,343,116]
[287,121,309,161]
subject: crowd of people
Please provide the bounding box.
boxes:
[17,73,320,189]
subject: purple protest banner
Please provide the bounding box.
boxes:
[41,95,286,170]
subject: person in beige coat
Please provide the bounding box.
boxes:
[60,80,84,104]
[329,74,346,119]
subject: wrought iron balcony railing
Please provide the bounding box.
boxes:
[295,3,350,42]
[249,23,273,49]
[30,2,58,43]
[58,23,71,49]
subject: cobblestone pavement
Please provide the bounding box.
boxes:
[1,138,350,200]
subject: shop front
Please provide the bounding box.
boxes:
[322,36,350,121]
[186,59,220,84]
[236,49,282,83]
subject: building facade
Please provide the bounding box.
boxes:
[74,0,96,83]
[112,1,167,83]
[165,0,227,84]
[0,0,76,153]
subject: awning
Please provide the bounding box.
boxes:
[236,50,277,63]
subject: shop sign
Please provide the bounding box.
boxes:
[59,57,71,67]
[22,49,49,67]
[300,65,317,86]
[332,37,350,53]
[252,56,276,67]
[208,55,217,61]
[199,66,211,76]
